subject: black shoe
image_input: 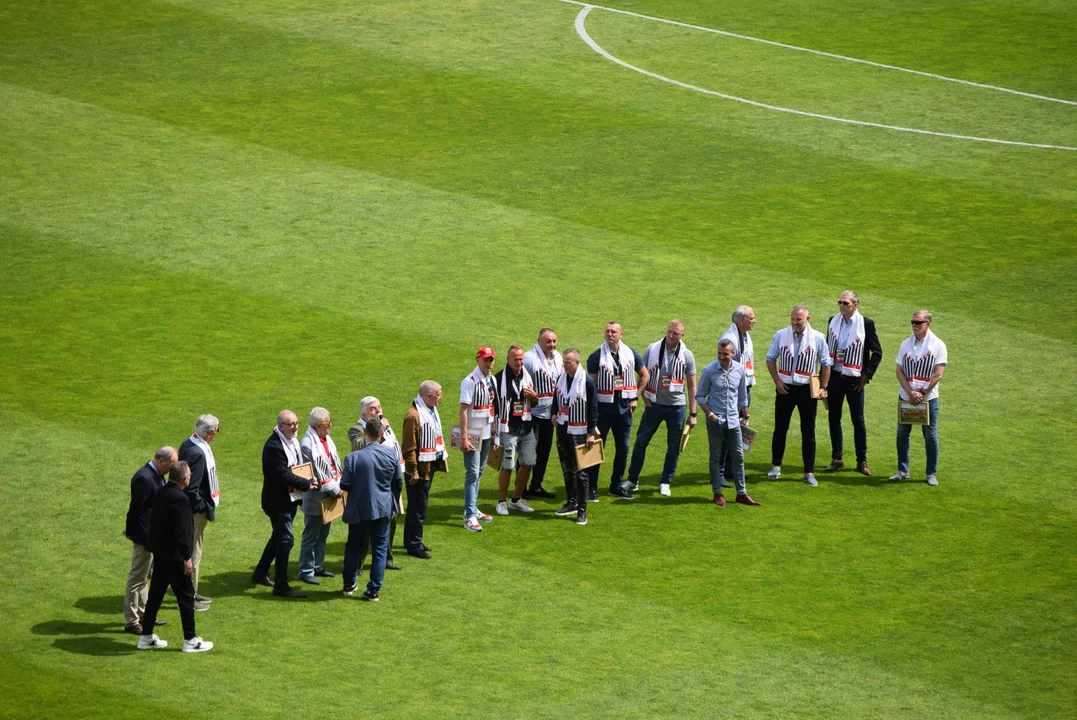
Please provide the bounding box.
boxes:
[194,594,213,603]
[422,543,432,552]
[299,575,320,585]
[343,583,357,596]
[575,510,587,526]
[361,589,380,602]
[272,586,307,599]
[529,486,556,499]
[608,485,634,500]
[406,549,432,559]
[251,573,274,587]
[154,620,166,627]
[313,568,335,578]
[587,490,598,503]
[554,503,578,517]
[385,561,402,570]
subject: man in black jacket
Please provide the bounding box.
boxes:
[823,291,884,476]
[254,410,314,598]
[178,413,219,609]
[123,446,176,634]
[137,461,214,653]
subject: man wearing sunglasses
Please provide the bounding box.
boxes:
[823,291,883,476]
[892,311,948,486]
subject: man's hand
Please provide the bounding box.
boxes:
[585,433,596,449]
[462,436,474,453]
[855,376,869,391]
[909,390,924,404]
[687,414,697,427]
[523,387,538,403]
[642,397,653,408]
[629,400,638,413]
[818,388,828,400]
[409,472,420,486]
[184,559,193,576]
[775,380,789,395]
[550,416,558,426]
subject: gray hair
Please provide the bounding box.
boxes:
[791,304,809,315]
[840,290,860,305]
[364,415,384,440]
[667,319,685,331]
[359,396,380,419]
[419,380,441,397]
[277,409,297,425]
[914,309,933,322]
[169,460,190,484]
[309,407,331,426]
[717,338,735,350]
[732,305,754,322]
[562,347,581,361]
[154,446,177,462]
[194,414,219,437]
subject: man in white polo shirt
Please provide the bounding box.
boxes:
[891,310,948,486]
[459,346,498,532]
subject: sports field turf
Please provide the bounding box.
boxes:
[1,0,1075,717]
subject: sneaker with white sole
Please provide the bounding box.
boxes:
[554,503,577,517]
[926,474,939,486]
[767,466,781,480]
[659,484,671,497]
[508,498,534,513]
[888,472,908,482]
[475,511,493,522]
[182,636,214,653]
[575,510,587,526]
[136,634,168,650]
[465,516,483,532]
[803,473,818,487]
[495,501,509,516]
[627,481,639,492]
[193,602,210,612]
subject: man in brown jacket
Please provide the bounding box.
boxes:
[401,381,448,559]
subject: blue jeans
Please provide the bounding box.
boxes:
[463,437,491,519]
[343,517,390,593]
[589,404,633,492]
[897,398,939,475]
[298,513,332,578]
[627,404,686,485]
[707,420,746,495]
[255,507,297,587]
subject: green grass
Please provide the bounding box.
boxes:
[0,0,1074,717]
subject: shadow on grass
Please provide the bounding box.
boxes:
[74,595,123,615]
[33,619,118,636]
[199,570,270,598]
[52,636,137,656]
[33,620,138,656]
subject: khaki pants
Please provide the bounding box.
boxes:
[123,543,153,627]
[191,512,209,594]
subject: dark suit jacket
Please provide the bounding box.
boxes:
[150,482,194,563]
[179,437,215,522]
[261,431,313,515]
[826,315,883,380]
[125,462,166,549]
[340,443,397,524]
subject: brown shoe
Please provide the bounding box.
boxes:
[124,623,142,635]
[735,494,762,506]
[251,572,274,587]
[856,462,872,476]
[713,492,726,507]
[823,460,844,472]
[272,586,307,599]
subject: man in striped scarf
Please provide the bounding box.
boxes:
[891,310,948,486]
[297,407,343,585]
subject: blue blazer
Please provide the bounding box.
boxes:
[340,443,397,524]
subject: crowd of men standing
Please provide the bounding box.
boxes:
[123,294,948,651]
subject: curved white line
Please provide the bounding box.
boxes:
[557,0,1077,106]
[573,6,1077,151]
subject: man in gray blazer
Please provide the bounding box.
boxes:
[340,417,400,602]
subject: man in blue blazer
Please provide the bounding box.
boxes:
[340,417,399,602]
[123,446,176,634]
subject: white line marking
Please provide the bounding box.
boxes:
[570,5,1077,151]
[556,0,1077,106]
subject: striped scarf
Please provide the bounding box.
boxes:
[596,342,637,403]
[464,367,495,429]
[413,396,446,462]
[300,427,342,495]
[827,311,866,377]
[556,369,589,435]
[898,330,945,392]
[497,366,534,434]
[775,324,820,386]
[524,344,562,409]
[189,434,219,506]
[641,339,686,402]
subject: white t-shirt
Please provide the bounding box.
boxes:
[460,370,496,440]
[896,332,948,402]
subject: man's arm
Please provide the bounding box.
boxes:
[263,441,312,490]
[896,365,921,403]
[863,319,883,381]
[685,372,698,424]
[182,449,208,512]
[767,360,787,395]
[174,493,194,561]
[347,423,366,453]
[458,401,473,452]
[401,412,420,476]
[925,364,946,394]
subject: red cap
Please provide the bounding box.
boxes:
[476,346,496,359]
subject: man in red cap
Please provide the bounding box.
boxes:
[459,346,498,532]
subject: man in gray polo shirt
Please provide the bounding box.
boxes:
[624,320,698,497]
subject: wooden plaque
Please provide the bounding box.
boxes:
[575,438,605,470]
[898,401,931,425]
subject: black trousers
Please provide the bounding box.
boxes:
[772,384,817,472]
[404,478,431,552]
[827,373,867,462]
[255,506,297,587]
[530,421,555,490]
[555,429,588,508]
[141,558,196,640]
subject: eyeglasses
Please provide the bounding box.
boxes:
[911,320,927,325]
[317,422,332,428]
[837,300,852,306]
[282,421,299,427]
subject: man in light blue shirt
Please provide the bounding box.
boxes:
[696,340,761,507]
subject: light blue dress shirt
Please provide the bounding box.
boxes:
[695,360,748,429]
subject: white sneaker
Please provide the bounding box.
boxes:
[508,498,534,513]
[926,474,939,486]
[803,473,818,487]
[136,633,168,650]
[495,501,509,516]
[182,636,214,653]
[767,466,781,480]
[659,484,671,497]
[465,516,483,532]
[888,472,908,482]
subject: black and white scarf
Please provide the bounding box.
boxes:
[497,366,534,434]
[556,370,589,435]
[300,426,342,494]
[524,343,562,409]
[775,325,821,386]
[189,433,220,506]
[827,311,866,377]
[641,339,687,402]
[413,396,446,463]
[596,342,637,403]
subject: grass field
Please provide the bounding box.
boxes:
[1,0,1075,717]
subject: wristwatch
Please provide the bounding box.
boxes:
[690,412,697,417]
[820,385,828,390]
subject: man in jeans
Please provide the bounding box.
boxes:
[625,320,697,497]
[493,345,540,515]
[341,417,399,601]
[697,340,761,507]
[459,347,498,531]
[891,310,948,486]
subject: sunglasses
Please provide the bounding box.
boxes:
[837,300,853,306]
[911,320,928,325]
[316,422,332,428]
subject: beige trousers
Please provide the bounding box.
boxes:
[123,543,153,627]
[191,512,210,594]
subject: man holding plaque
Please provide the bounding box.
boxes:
[347,397,405,570]
[823,291,883,476]
[891,310,948,486]
[551,348,599,525]
[254,410,313,598]
[298,407,343,585]
[402,381,447,559]
[459,347,498,532]
[625,320,698,497]
[697,339,760,507]
[765,305,832,486]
